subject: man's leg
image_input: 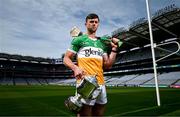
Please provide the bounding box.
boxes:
[78,104,93,116]
[92,103,106,116]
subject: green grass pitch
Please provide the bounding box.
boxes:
[0,85,180,116]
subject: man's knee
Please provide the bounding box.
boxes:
[79,104,93,116]
[92,103,106,116]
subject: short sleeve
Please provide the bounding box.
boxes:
[99,37,111,54]
[68,37,82,53]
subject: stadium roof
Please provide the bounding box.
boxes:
[112,4,180,52]
[0,53,53,64]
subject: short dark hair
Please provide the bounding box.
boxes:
[85,13,100,22]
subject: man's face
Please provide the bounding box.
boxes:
[85,18,99,33]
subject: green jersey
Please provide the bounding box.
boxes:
[68,34,108,85]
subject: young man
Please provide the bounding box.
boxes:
[63,13,119,116]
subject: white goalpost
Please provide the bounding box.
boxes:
[146,0,161,106]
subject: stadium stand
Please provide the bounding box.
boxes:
[106,4,180,88]
[0,4,179,88]
[26,78,41,85]
[125,73,154,86]
[0,77,13,85]
[14,78,28,85]
[106,74,139,86]
[143,71,180,86]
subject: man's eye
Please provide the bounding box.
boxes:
[90,21,98,23]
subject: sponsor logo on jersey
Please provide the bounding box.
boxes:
[83,48,103,57]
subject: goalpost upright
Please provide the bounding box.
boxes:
[145,0,161,106]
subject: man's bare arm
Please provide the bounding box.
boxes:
[63,51,84,78]
[103,38,119,69]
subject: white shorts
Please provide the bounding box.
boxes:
[76,85,107,106]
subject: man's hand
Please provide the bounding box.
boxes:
[73,66,85,80]
[111,38,123,48]
[111,38,119,45]
[110,38,119,49]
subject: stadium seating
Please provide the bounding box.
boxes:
[143,72,180,86]
[0,77,13,85]
[14,78,28,85]
[106,74,138,86]
[26,78,41,85]
[105,72,180,87]
[125,73,154,85]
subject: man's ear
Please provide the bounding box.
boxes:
[85,22,87,26]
